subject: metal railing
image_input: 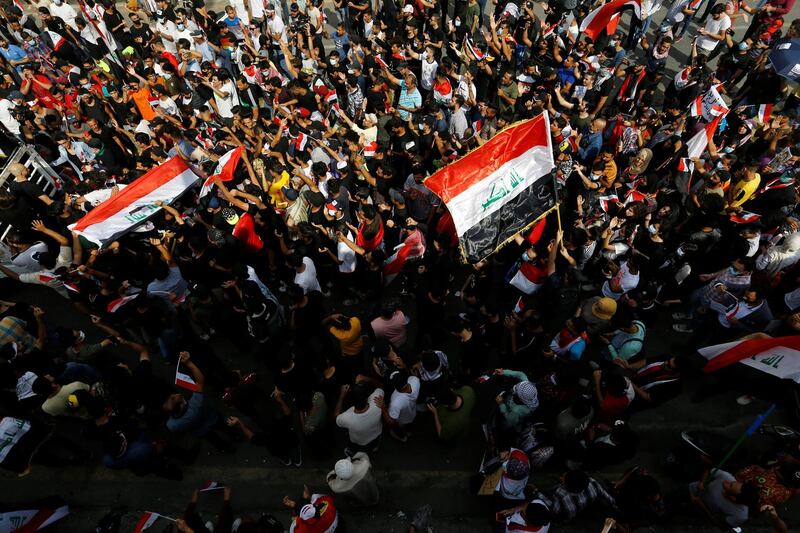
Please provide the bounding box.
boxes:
[0,145,61,242]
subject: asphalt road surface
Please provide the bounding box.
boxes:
[4,1,800,532]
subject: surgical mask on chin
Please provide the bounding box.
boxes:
[738,42,749,51]
[177,24,186,31]
[647,224,657,235]
[590,173,601,181]
[609,40,618,47]
[722,146,734,154]
[163,73,172,80]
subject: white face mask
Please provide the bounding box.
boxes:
[163,73,172,79]
[177,24,185,31]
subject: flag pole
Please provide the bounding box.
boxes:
[551,173,563,233]
[706,404,775,482]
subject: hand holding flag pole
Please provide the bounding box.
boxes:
[706,404,776,483]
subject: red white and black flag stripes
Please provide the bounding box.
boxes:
[424,113,556,263]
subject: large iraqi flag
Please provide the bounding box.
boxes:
[424,113,556,263]
[70,157,200,246]
[699,335,800,380]
[580,0,642,41]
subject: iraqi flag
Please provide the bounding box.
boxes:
[383,228,426,285]
[463,35,485,60]
[580,0,642,41]
[689,84,729,121]
[0,497,69,532]
[44,30,66,51]
[757,103,773,124]
[70,157,200,246]
[134,511,162,532]
[199,146,244,197]
[423,113,556,263]
[175,361,201,392]
[677,157,695,174]
[107,292,140,313]
[685,112,726,159]
[729,211,761,224]
[700,335,800,381]
[598,193,620,212]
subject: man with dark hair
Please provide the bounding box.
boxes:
[689,470,760,529]
[335,383,384,454]
[542,469,618,521]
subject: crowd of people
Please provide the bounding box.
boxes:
[0,0,800,530]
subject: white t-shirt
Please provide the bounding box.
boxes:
[9,242,49,272]
[388,376,420,425]
[602,260,640,300]
[336,388,384,445]
[214,80,240,118]
[266,14,287,44]
[156,20,178,53]
[697,14,731,51]
[294,256,322,293]
[420,54,438,91]
[337,241,357,274]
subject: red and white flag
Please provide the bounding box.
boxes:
[107,293,139,313]
[463,35,485,60]
[424,113,555,262]
[624,189,647,205]
[689,84,728,121]
[45,30,66,51]
[199,480,224,492]
[598,193,620,212]
[580,0,642,41]
[700,336,800,381]
[70,157,200,245]
[199,146,244,197]
[363,140,378,157]
[374,56,389,69]
[729,211,761,224]
[0,500,69,532]
[686,112,726,159]
[134,512,161,533]
[673,67,692,90]
[606,12,622,35]
[175,361,201,392]
[677,157,695,174]
[383,228,426,285]
[757,103,773,124]
[295,131,308,152]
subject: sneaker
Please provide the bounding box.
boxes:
[672,323,694,333]
[411,505,432,530]
[736,395,754,406]
[671,311,691,320]
[205,521,215,532]
[232,518,242,532]
[293,448,303,468]
[280,455,292,466]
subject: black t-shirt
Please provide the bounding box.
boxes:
[129,23,153,44]
[9,180,47,211]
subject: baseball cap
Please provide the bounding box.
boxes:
[221,207,239,225]
[403,4,413,12]
[281,185,299,201]
[8,90,23,101]
[591,297,617,320]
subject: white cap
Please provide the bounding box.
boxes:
[334,458,354,480]
[364,113,377,124]
[403,4,414,12]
